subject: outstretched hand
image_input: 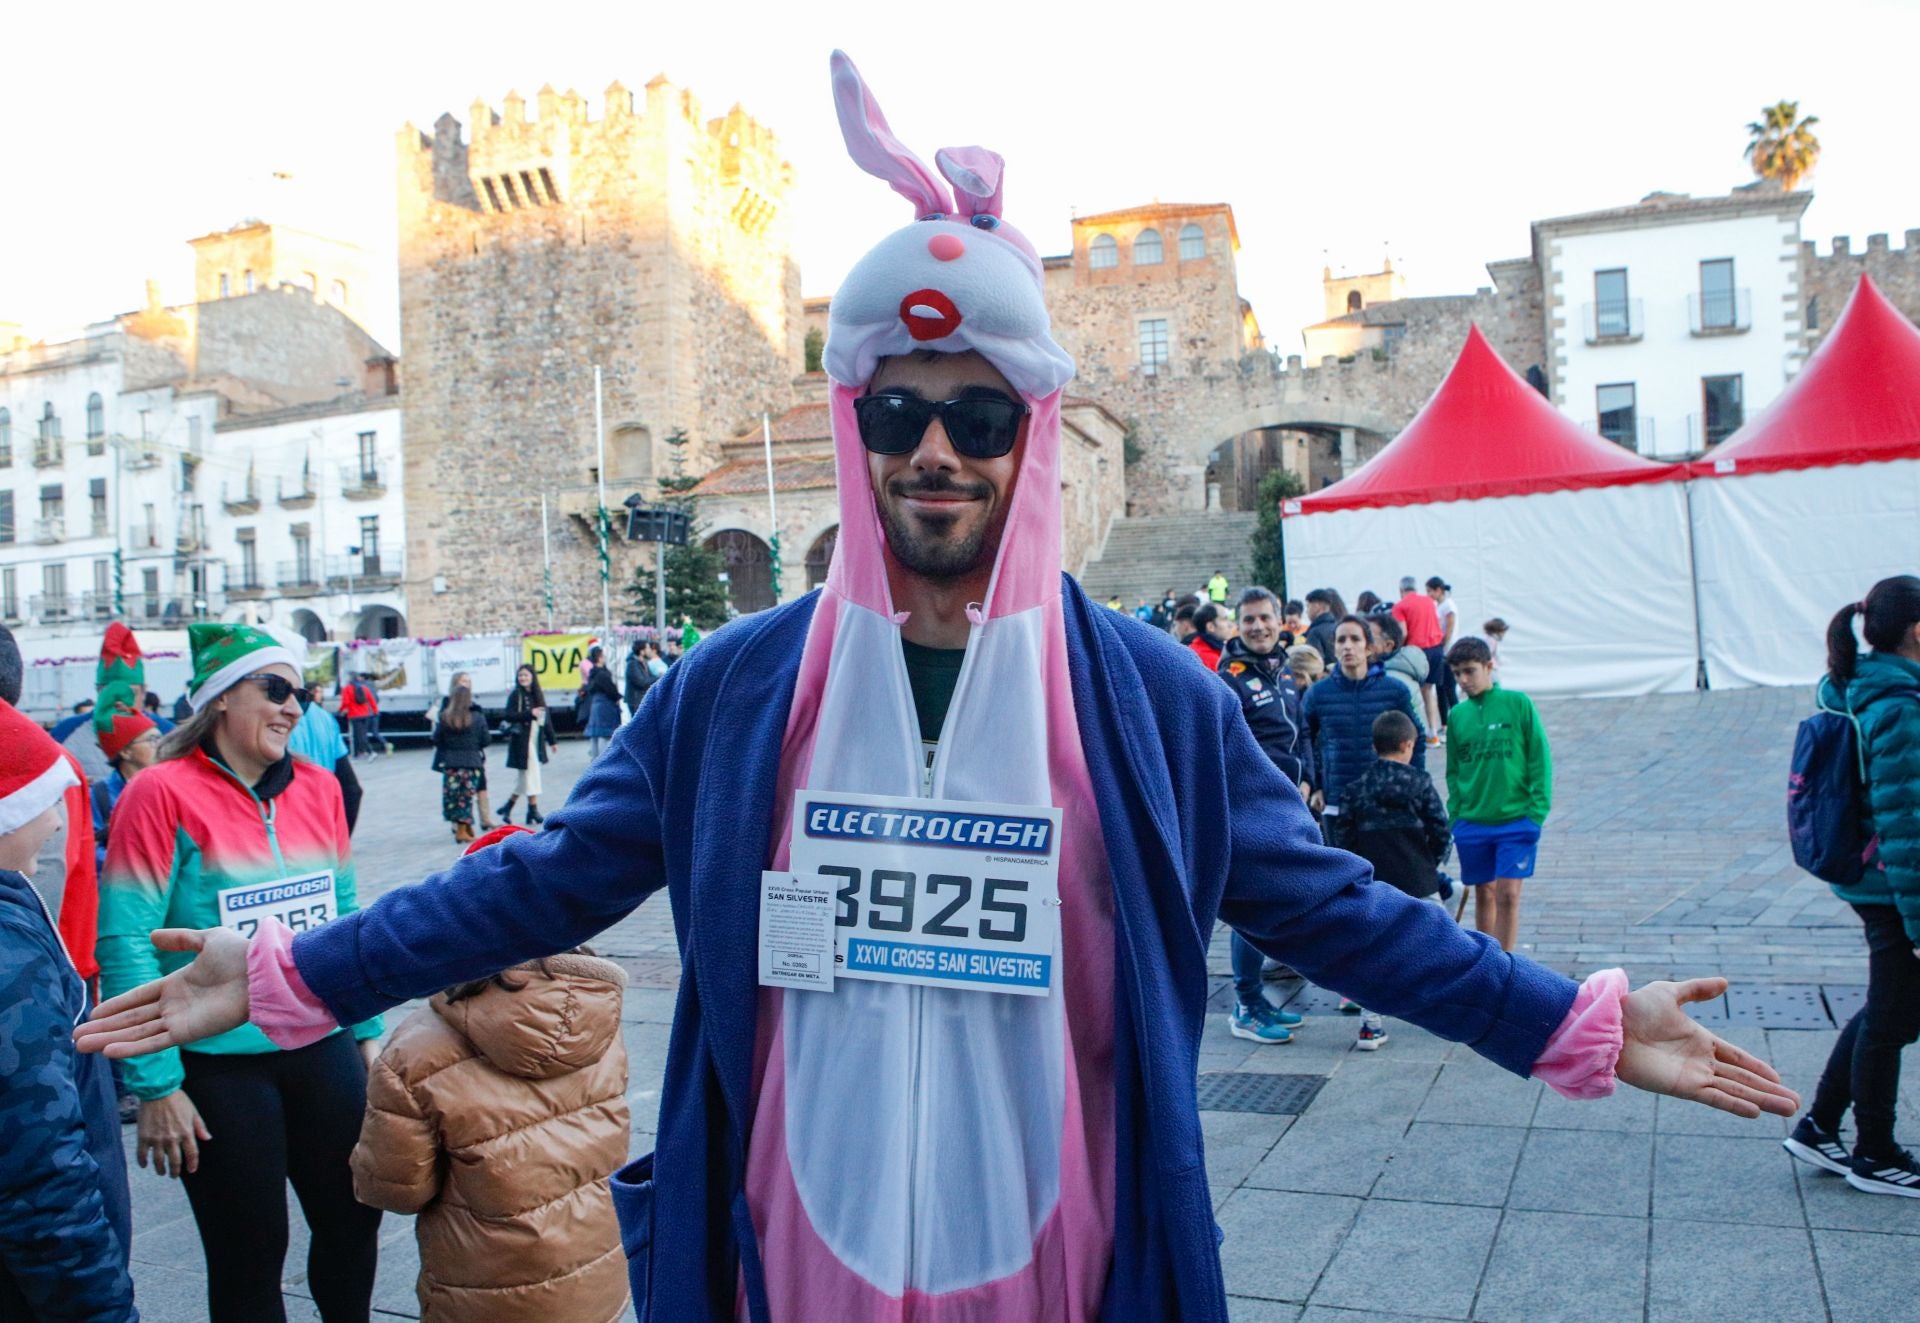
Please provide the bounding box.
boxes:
[1617,978,1800,1118]
[74,928,252,1059]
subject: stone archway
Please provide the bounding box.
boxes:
[805,524,839,589]
[353,605,407,640]
[706,529,775,614]
[289,607,328,644]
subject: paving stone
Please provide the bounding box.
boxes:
[1203,1111,1296,1211]
[1812,1226,1920,1323]
[1243,1119,1405,1197]
[1216,1189,1362,1303]
[1369,1122,1524,1207]
[1793,1159,1920,1234]
[1416,1061,1543,1129]
[1646,1219,1823,1323]
[1530,1080,1657,1132]
[1301,1061,1438,1124]
[1507,1128,1652,1218]
[1652,1090,1791,1138]
[1309,1199,1500,1318]
[1228,1297,1304,1323]
[1472,1208,1648,1323]
[1652,1134,1805,1227]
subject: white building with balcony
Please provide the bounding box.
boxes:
[1540,187,1810,458]
[205,393,407,643]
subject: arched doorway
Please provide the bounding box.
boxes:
[805,525,839,590]
[706,530,774,614]
[353,605,407,640]
[290,608,328,644]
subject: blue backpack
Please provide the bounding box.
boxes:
[1788,685,1913,885]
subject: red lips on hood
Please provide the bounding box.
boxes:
[899,288,963,342]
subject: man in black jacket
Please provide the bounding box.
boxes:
[1303,587,1343,665]
[1216,587,1314,1045]
[624,639,655,720]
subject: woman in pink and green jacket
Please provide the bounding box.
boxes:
[97,622,383,1322]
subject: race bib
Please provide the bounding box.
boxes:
[789,789,1062,997]
[216,870,337,939]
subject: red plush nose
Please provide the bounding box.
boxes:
[928,233,966,262]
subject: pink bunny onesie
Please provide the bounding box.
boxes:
[741,51,1115,1322]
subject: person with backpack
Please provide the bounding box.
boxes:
[1783,576,1920,1197]
[339,674,382,761]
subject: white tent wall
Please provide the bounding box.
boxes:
[1690,458,1920,690]
[1283,483,1700,698]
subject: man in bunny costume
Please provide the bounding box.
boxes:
[80,52,1796,1322]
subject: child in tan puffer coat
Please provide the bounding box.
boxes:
[351,944,631,1323]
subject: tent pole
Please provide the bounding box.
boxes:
[1682,479,1708,690]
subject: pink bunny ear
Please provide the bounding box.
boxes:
[830,50,952,217]
[935,147,1005,218]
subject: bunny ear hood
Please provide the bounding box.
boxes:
[823,51,1074,403]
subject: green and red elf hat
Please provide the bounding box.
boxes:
[97,709,158,762]
[186,622,302,712]
[96,621,146,688]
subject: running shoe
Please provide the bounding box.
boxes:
[1782,1118,1851,1176]
[1227,1003,1295,1045]
[1846,1149,1920,1198]
[1355,1015,1389,1051]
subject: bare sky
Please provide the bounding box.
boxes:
[9,0,1915,356]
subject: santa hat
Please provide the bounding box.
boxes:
[464,824,533,856]
[98,709,158,762]
[186,622,301,711]
[97,621,146,687]
[0,700,81,837]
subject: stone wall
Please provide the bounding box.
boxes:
[396,78,801,636]
[193,290,392,406]
[1802,230,1920,348]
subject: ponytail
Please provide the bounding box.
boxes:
[1830,575,1920,685]
[1826,603,1862,685]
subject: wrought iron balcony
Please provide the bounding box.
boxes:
[1688,288,1752,335]
[34,517,65,544]
[340,462,385,499]
[1581,298,1643,344]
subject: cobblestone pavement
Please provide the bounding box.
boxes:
[122,688,1918,1321]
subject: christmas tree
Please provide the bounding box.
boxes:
[628,429,732,629]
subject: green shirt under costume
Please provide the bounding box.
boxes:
[1444,685,1552,826]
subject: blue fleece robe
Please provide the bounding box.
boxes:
[292,577,1578,1322]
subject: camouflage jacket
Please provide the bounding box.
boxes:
[0,867,136,1321]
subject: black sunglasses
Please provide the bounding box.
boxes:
[240,673,299,704]
[854,392,1030,460]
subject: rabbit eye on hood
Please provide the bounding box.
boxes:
[970,215,1000,231]
[918,212,947,223]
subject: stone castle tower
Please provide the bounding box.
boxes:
[397,78,802,634]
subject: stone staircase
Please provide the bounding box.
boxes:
[1077,512,1263,608]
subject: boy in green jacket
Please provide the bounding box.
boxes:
[1445,636,1552,951]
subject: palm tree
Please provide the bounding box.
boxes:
[1745,101,1820,191]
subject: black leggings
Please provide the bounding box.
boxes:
[180,1033,381,1322]
[1810,903,1920,1158]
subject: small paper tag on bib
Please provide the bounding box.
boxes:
[757,871,838,991]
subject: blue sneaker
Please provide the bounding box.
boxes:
[1228,1003,1294,1044]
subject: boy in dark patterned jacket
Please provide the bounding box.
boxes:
[1322,710,1454,1051]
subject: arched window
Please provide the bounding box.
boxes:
[243,270,255,294]
[705,530,775,613]
[1347,290,1363,313]
[1134,228,1163,265]
[330,279,348,305]
[805,525,839,589]
[1089,234,1118,270]
[1178,223,1206,260]
[86,392,104,439]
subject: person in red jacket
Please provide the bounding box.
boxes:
[1392,575,1447,741]
[337,673,385,760]
[1186,601,1230,672]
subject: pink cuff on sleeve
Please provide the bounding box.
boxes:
[247,917,343,1050]
[1532,967,1629,1100]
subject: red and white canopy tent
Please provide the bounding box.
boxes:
[1281,326,1695,697]
[1685,275,1920,688]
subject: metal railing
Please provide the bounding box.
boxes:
[129,522,162,550]
[32,439,63,467]
[29,593,80,623]
[222,478,260,512]
[1585,415,1656,451]
[1688,288,1752,335]
[1582,298,1643,343]
[34,517,65,544]
[124,448,164,470]
[275,560,322,589]
[90,513,110,537]
[340,462,384,498]
[324,550,402,583]
[277,475,315,505]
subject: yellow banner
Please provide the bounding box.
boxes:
[521,633,596,694]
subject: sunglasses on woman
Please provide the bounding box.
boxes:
[853,392,1030,460]
[240,673,300,704]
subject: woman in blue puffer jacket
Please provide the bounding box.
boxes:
[1784,575,1920,1198]
[1302,614,1427,821]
